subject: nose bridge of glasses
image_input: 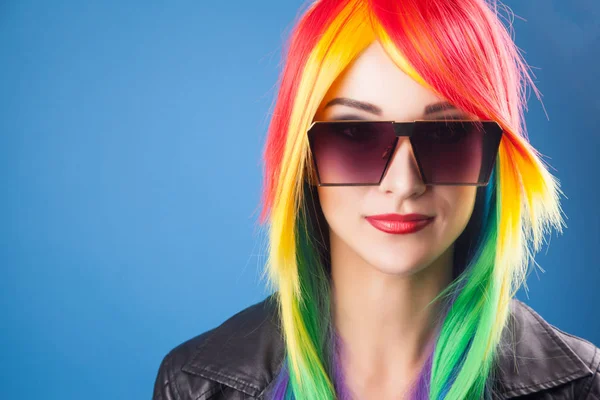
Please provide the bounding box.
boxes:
[389,122,415,158]
[392,122,414,137]
[381,125,421,182]
[389,122,418,167]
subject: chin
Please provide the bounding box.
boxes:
[366,254,432,277]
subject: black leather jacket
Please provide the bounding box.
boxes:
[152,295,600,399]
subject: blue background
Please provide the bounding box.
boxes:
[1,1,598,398]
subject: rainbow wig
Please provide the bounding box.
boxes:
[257,0,565,399]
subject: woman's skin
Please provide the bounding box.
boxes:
[314,41,479,399]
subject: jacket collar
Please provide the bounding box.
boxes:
[182,294,593,399]
[490,299,593,398]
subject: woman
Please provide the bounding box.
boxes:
[153,0,600,399]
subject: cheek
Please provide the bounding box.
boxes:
[317,187,362,227]
[438,187,478,231]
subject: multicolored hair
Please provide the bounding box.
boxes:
[257,0,565,398]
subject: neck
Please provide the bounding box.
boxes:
[329,232,454,398]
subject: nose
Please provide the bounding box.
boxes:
[377,137,427,197]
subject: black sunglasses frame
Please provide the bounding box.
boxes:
[307,119,504,187]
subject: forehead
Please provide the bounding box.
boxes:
[317,41,446,121]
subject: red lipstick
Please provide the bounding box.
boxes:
[365,213,434,234]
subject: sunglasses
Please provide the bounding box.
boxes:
[307,120,503,187]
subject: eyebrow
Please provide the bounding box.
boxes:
[322,97,462,117]
[323,97,383,115]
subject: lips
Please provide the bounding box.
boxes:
[365,213,434,234]
[366,213,433,222]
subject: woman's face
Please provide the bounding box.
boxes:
[314,41,478,277]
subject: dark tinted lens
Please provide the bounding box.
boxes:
[308,121,396,185]
[410,121,502,185]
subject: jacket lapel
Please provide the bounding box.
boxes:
[493,299,593,398]
[181,296,284,398]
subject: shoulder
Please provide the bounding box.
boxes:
[494,298,600,399]
[152,294,285,400]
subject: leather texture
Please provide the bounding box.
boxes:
[152,294,600,399]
